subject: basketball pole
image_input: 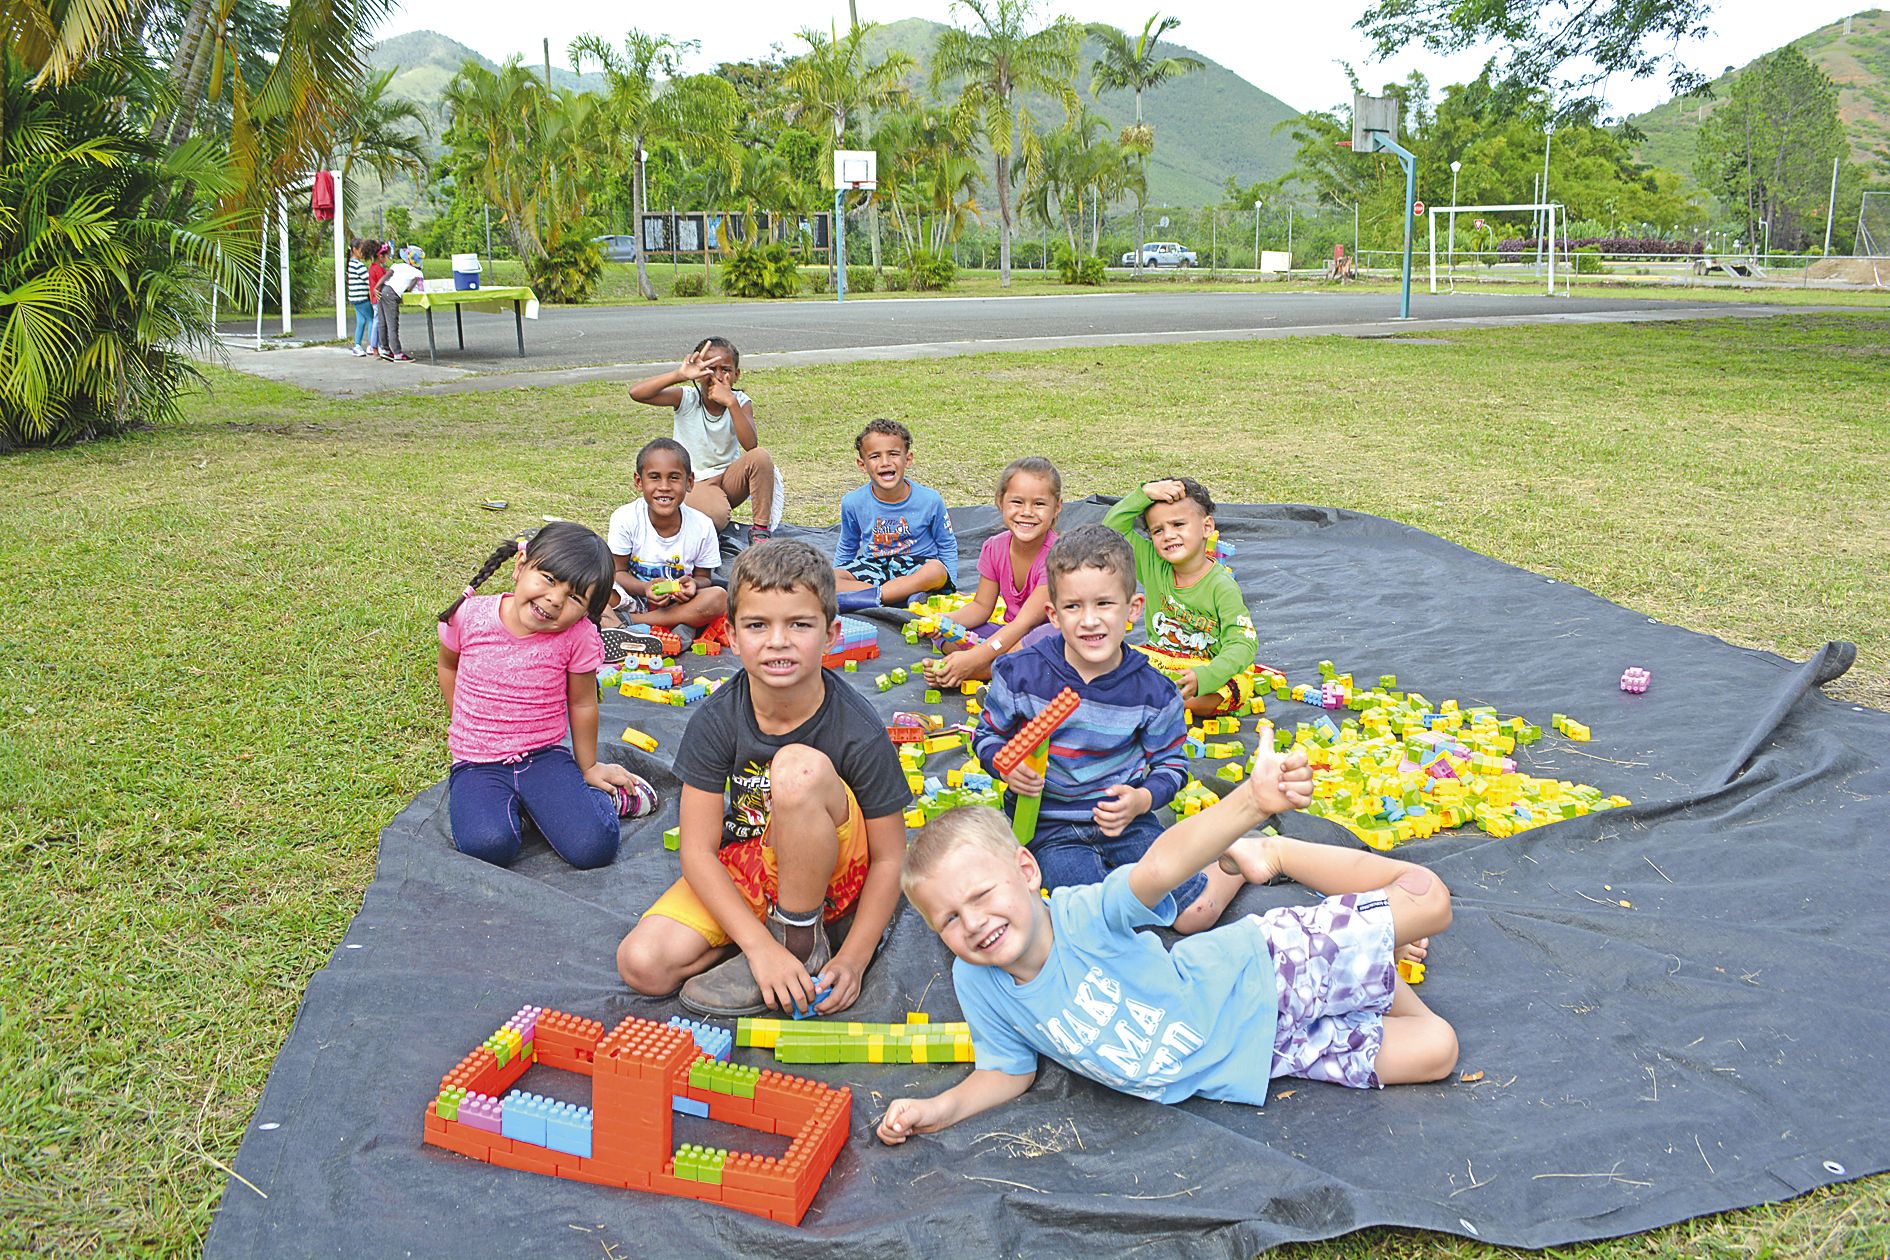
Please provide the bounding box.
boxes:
[835,186,846,303]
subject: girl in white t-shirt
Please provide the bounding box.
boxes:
[603,438,728,652]
[628,337,779,537]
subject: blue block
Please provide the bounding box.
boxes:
[790,984,833,1020]
[543,1102,593,1158]
[666,1015,733,1062]
[500,1090,554,1147]
[671,1095,710,1118]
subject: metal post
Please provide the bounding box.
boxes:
[1371,134,1418,319]
[1824,157,1839,256]
[484,205,491,257]
[1428,210,1437,293]
[1253,201,1260,269]
[834,187,847,302]
[278,189,291,335]
[255,199,268,350]
[1448,162,1460,280]
[1546,203,1555,295]
[1287,205,1293,266]
[333,170,347,341]
[211,242,221,328]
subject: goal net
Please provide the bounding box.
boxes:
[1858,191,1890,258]
[1426,202,1569,296]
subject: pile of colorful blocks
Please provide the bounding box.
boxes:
[738,1013,975,1064]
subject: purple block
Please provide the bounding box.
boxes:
[458,1093,504,1133]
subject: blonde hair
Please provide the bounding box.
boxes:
[900,806,1019,910]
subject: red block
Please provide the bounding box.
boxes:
[991,686,1080,774]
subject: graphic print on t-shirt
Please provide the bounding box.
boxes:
[628,550,687,584]
[869,513,916,556]
[1149,595,1254,658]
[725,757,772,844]
[1038,965,1205,1098]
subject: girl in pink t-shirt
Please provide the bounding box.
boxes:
[437,522,657,869]
[922,457,1062,688]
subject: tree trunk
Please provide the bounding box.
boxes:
[632,135,655,300]
[1132,91,1144,278]
[155,0,214,143]
[167,2,227,151]
[995,150,1013,287]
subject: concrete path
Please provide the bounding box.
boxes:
[211,289,1801,397]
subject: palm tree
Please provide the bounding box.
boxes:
[780,21,913,269]
[2,45,255,446]
[1087,13,1202,274]
[440,59,546,260]
[330,67,429,204]
[4,0,144,85]
[1022,110,1108,256]
[871,103,982,259]
[930,0,1078,287]
[570,29,743,300]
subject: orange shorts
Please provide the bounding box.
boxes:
[644,785,869,946]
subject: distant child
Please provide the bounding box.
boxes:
[375,244,426,363]
[972,525,1264,935]
[437,522,659,869]
[922,456,1062,688]
[1103,477,1258,719]
[603,437,728,653]
[615,539,912,1018]
[346,239,373,357]
[878,762,1458,1144]
[833,419,958,613]
[364,239,386,352]
[628,337,778,539]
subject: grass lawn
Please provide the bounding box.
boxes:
[3,313,1886,1256]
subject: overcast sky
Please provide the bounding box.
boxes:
[376,0,1868,119]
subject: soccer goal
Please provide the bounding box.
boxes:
[1858,191,1890,257]
[1426,202,1569,296]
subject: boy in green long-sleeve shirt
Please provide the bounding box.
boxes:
[1103,478,1258,719]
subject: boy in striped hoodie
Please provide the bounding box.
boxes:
[972,525,1269,935]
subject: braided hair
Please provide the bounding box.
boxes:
[439,521,616,625]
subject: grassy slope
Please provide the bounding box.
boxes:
[1629,8,1890,186]
[3,315,1888,1255]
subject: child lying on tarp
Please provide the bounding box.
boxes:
[876,750,1458,1142]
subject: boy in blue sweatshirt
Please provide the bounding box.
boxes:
[833,419,958,613]
[972,525,1267,935]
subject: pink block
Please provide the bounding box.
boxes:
[460,1093,504,1133]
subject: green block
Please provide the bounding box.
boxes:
[844,660,858,672]
[890,667,909,684]
[701,1150,726,1185]
[663,826,680,851]
[924,689,942,704]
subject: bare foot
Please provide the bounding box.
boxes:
[1397,938,1430,965]
[1217,832,1282,882]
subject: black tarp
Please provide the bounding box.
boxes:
[206,500,1886,1259]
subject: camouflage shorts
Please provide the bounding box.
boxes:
[1253,892,1397,1089]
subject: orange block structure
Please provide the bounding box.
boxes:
[421,1007,850,1225]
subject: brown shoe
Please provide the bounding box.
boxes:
[679,904,832,1019]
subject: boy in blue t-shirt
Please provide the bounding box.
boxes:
[833,418,958,613]
[876,761,1459,1142]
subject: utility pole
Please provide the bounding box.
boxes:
[1824,156,1840,256]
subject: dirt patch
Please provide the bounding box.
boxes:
[1806,258,1890,285]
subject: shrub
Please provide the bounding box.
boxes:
[805,267,829,294]
[882,268,910,291]
[846,266,878,293]
[902,249,957,291]
[670,272,708,297]
[1055,246,1105,285]
[1574,248,1604,275]
[719,240,802,298]
[525,237,603,303]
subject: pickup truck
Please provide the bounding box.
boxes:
[1119,241,1197,268]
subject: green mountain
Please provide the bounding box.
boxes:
[366,19,1300,207]
[857,17,1301,204]
[1628,9,1890,184]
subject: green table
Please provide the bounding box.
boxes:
[407,284,540,363]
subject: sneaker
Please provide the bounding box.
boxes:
[350,345,367,357]
[748,525,773,545]
[601,626,665,664]
[679,904,833,1019]
[391,352,415,362]
[611,776,660,820]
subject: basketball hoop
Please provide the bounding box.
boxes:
[834,149,877,191]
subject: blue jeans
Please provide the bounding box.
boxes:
[1027,811,1208,909]
[448,745,621,869]
[352,300,374,347]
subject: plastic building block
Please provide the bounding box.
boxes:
[1397,957,1426,986]
[923,688,942,704]
[889,667,909,685]
[621,726,659,753]
[1620,667,1650,693]
[671,1095,710,1118]
[662,826,680,851]
[874,673,892,692]
[667,1015,733,1062]
[423,1009,849,1225]
[789,984,833,1019]
[738,1013,975,1064]
[648,578,682,599]
[989,686,1081,844]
